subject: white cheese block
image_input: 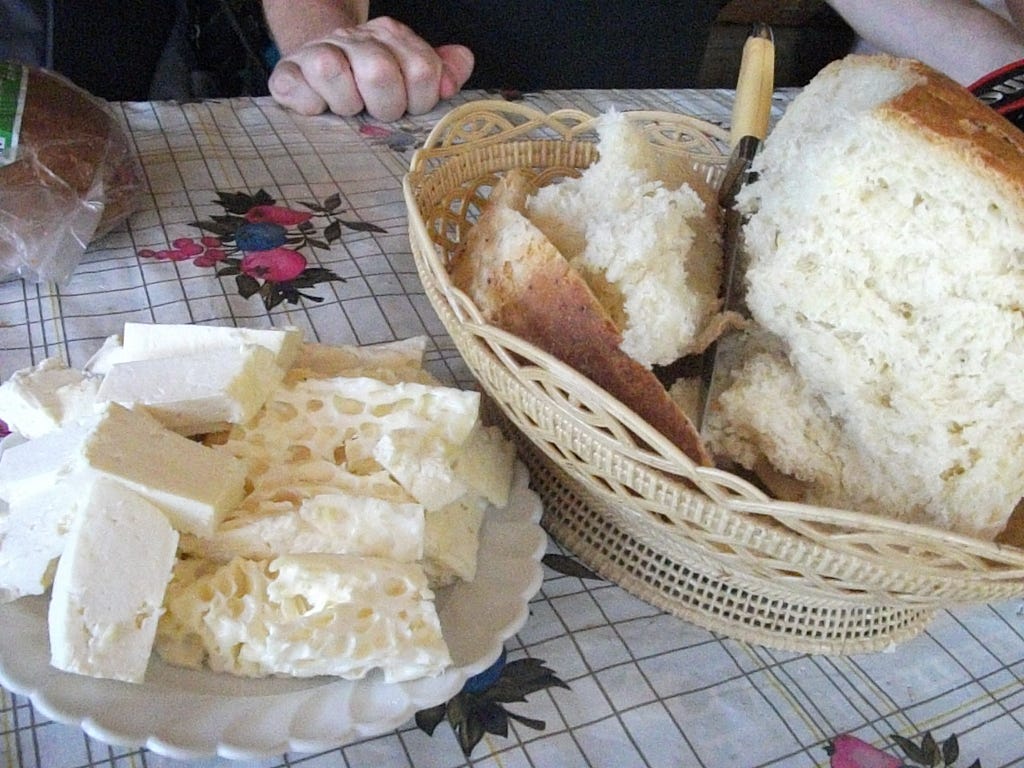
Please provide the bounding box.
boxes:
[180,490,425,563]
[373,429,469,511]
[81,403,247,537]
[97,344,283,435]
[82,334,128,376]
[0,404,246,536]
[0,419,95,502]
[120,322,303,369]
[0,476,85,602]
[157,553,450,682]
[0,358,100,439]
[48,477,179,683]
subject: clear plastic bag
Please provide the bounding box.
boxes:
[1,63,143,284]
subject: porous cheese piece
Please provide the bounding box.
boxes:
[120,322,304,369]
[97,343,284,435]
[373,429,468,511]
[82,403,247,537]
[180,489,425,563]
[287,336,436,385]
[452,424,516,508]
[0,476,85,602]
[0,358,100,439]
[157,554,451,682]
[217,376,480,509]
[423,495,486,587]
[48,477,179,683]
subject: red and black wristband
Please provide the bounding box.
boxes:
[970,58,1024,129]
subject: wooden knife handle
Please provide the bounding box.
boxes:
[729,24,775,147]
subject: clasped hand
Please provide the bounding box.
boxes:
[268,16,474,121]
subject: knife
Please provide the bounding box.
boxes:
[696,23,775,433]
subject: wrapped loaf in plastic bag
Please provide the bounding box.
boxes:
[1,62,143,283]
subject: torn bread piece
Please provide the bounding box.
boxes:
[450,170,712,466]
[527,110,726,367]
[709,54,1024,540]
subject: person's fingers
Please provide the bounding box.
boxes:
[436,45,475,99]
[267,59,331,116]
[270,43,367,117]
[267,17,472,121]
[358,17,445,116]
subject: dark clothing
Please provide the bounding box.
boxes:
[0,0,271,101]
[51,0,184,100]
[369,1,728,91]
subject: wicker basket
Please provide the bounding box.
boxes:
[403,100,1024,654]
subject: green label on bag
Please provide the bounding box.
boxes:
[0,62,28,167]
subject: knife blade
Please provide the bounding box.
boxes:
[696,23,775,434]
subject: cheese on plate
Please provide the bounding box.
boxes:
[121,322,303,369]
[157,553,450,682]
[97,343,284,435]
[0,358,100,439]
[180,488,425,563]
[0,403,247,537]
[0,476,86,602]
[48,477,179,683]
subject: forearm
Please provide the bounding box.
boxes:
[827,0,1024,83]
[262,0,369,57]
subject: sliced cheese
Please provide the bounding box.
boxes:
[180,489,425,563]
[0,476,85,602]
[97,343,283,435]
[218,376,481,508]
[157,553,450,682]
[373,429,468,510]
[0,403,246,537]
[0,358,100,439]
[82,403,247,537]
[120,322,303,369]
[0,419,95,502]
[288,336,431,385]
[48,477,179,683]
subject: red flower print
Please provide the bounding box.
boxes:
[138,188,387,310]
[244,204,314,227]
[240,248,308,282]
[828,735,903,768]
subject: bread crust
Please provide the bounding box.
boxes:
[882,57,1024,200]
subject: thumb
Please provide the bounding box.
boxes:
[436,44,475,98]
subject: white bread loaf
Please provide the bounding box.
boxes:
[707,54,1024,540]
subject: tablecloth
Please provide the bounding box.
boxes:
[2,87,1024,768]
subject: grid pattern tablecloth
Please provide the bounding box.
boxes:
[2,89,1024,768]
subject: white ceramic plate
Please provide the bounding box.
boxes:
[0,461,546,760]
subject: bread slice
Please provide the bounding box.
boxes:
[708,54,1024,540]
[526,111,725,367]
[450,170,712,466]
